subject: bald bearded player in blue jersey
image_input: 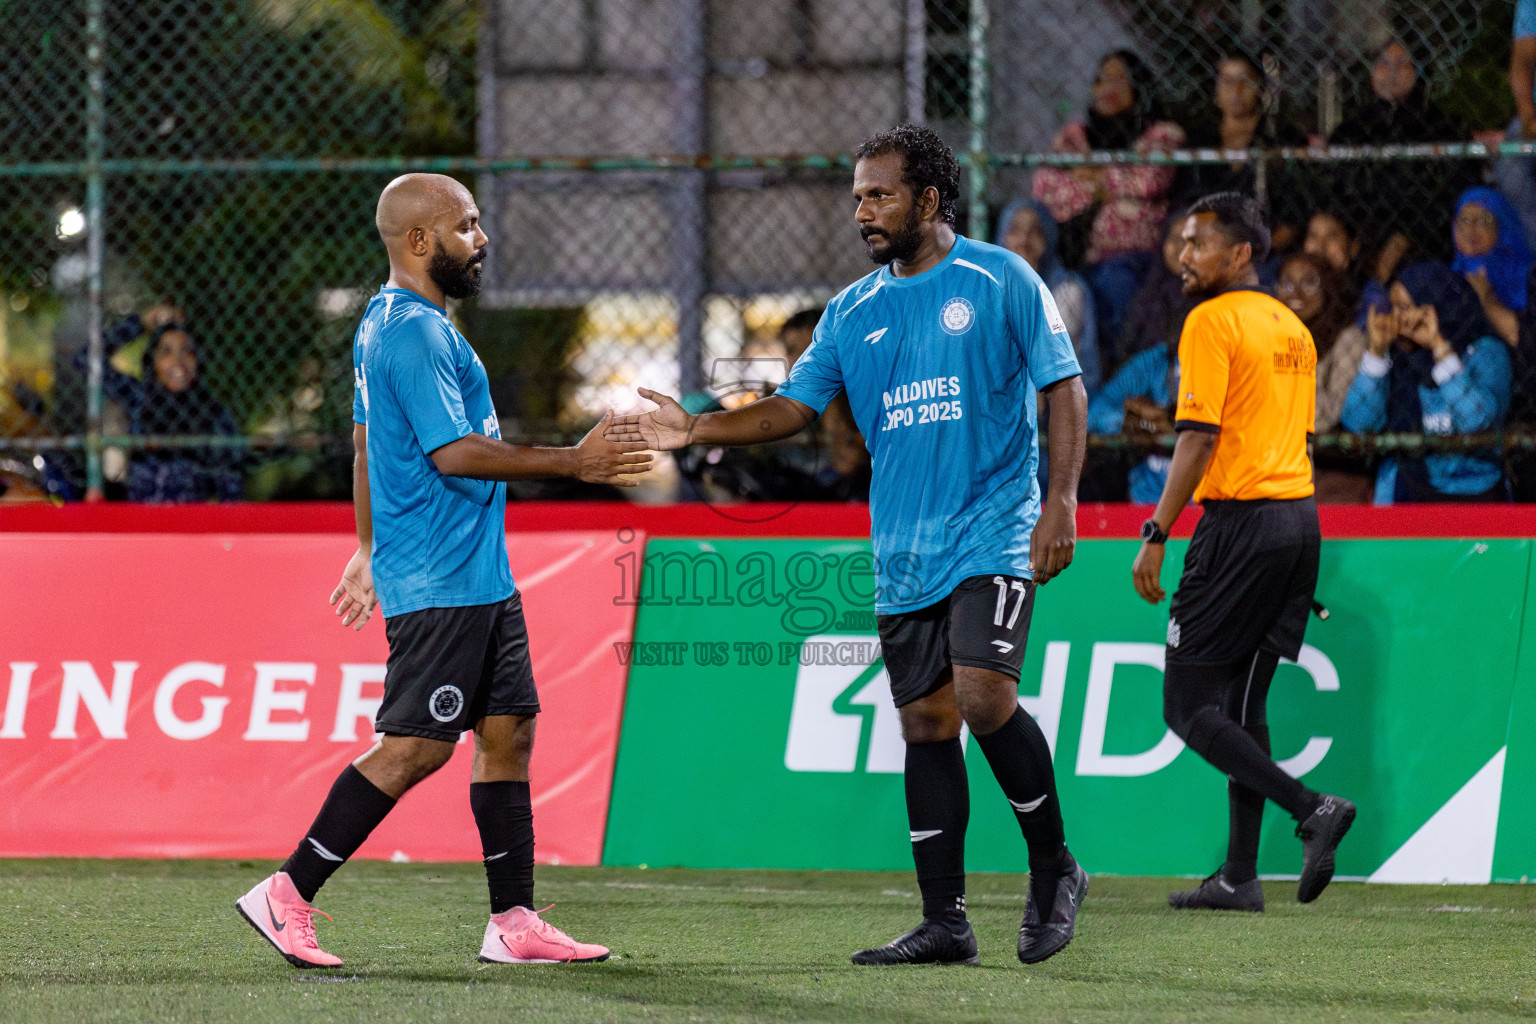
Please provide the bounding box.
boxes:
[607,125,1090,967]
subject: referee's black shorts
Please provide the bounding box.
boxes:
[1166,496,1320,666]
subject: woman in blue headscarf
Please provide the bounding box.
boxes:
[1342,262,1512,502]
[997,198,1101,395]
[1453,186,1532,348]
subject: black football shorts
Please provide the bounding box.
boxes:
[375,593,541,742]
[876,574,1036,707]
[1166,496,1321,666]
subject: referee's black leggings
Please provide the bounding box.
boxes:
[1163,653,1315,823]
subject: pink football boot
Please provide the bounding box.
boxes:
[235,872,343,969]
[478,905,610,964]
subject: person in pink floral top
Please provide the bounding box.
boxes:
[1033,49,1186,352]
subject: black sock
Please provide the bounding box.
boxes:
[973,706,1067,872]
[905,738,969,925]
[280,765,397,902]
[470,780,535,914]
[1224,724,1269,885]
[1166,660,1319,822]
[1183,707,1317,820]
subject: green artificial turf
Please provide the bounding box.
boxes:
[0,859,1532,1023]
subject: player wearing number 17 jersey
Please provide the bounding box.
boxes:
[607,125,1091,966]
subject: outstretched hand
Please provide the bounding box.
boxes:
[574,411,655,487]
[604,388,694,452]
[330,547,377,630]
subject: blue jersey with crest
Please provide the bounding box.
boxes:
[352,286,513,617]
[776,235,1081,614]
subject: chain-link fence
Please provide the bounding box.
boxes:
[4,0,1536,502]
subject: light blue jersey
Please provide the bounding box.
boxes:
[352,287,513,617]
[777,235,1081,614]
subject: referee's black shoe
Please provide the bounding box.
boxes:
[850,918,980,966]
[1296,794,1356,903]
[1168,870,1264,912]
[1018,860,1089,964]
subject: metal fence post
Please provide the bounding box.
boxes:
[967,0,990,239]
[83,0,106,500]
[672,0,708,396]
[905,0,926,124]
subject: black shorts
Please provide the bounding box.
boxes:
[376,593,541,742]
[876,574,1035,707]
[1166,497,1320,666]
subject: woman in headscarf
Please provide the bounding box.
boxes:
[1327,40,1473,278]
[997,198,1101,395]
[1032,50,1186,349]
[95,306,244,502]
[1178,52,1311,254]
[1453,186,1533,347]
[1341,263,1512,502]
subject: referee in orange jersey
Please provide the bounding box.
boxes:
[1131,193,1354,913]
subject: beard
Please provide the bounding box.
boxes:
[428,240,486,299]
[862,204,924,266]
[1179,265,1217,298]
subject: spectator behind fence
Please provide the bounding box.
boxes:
[1178,52,1310,254]
[996,198,1102,394]
[1303,207,1390,328]
[1116,207,1196,368]
[1276,252,1366,433]
[91,304,243,503]
[1032,49,1186,350]
[1087,331,1177,505]
[678,309,869,503]
[1494,1,1536,250]
[1327,40,1471,275]
[1342,263,1511,503]
[1275,252,1373,502]
[1453,186,1532,349]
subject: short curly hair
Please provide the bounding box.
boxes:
[855,124,961,225]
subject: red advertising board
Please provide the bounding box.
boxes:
[0,530,641,864]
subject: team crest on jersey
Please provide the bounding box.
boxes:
[940,297,975,335]
[429,685,464,723]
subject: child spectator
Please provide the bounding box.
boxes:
[1342,263,1511,503]
[996,198,1101,394]
[1032,50,1186,349]
[1453,186,1532,348]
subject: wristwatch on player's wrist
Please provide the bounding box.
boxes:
[1140,519,1168,545]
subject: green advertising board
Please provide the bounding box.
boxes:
[605,538,1533,883]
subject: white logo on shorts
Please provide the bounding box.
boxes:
[1167,617,1181,648]
[940,297,975,335]
[429,685,465,723]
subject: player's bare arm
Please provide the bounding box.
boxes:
[605,388,817,451]
[1030,374,1087,586]
[331,421,377,631]
[1131,428,1216,604]
[431,410,653,486]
